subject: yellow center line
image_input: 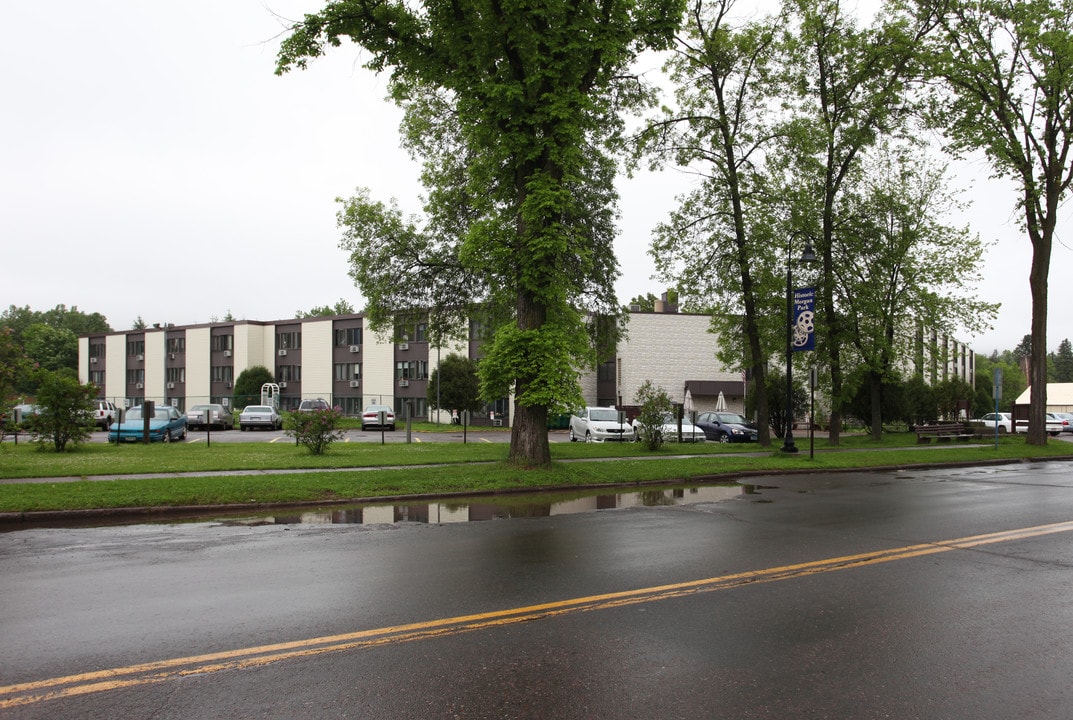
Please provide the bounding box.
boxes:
[4,519,1072,709]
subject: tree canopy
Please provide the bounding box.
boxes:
[277,0,685,466]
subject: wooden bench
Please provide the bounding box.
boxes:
[914,423,974,443]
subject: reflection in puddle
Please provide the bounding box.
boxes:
[216,485,744,528]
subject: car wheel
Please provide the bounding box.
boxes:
[718,433,730,444]
[585,431,592,443]
[569,427,577,442]
[162,430,171,443]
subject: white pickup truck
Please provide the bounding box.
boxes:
[1014,412,1063,436]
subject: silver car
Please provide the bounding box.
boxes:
[187,403,233,430]
[239,405,282,431]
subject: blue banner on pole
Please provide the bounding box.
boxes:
[792,287,815,352]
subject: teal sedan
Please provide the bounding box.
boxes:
[108,405,188,443]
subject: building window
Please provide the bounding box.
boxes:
[276,331,302,350]
[395,361,428,380]
[334,363,361,381]
[276,365,302,382]
[211,366,234,383]
[88,343,104,358]
[89,370,105,386]
[166,367,185,384]
[334,327,363,347]
[597,360,615,381]
[211,334,233,352]
[127,340,145,356]
[395,397,427,418]
[126,369,145,385]
[166,337,185,353]
[338,397,363,416]
[415,323,427,343]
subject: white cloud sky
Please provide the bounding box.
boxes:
[1,0,1069,356]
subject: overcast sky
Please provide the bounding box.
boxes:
[2,1,1069,357]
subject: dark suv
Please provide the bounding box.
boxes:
[88,399,117,429]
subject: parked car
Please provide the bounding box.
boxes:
[108,405,187,443]
[297,398,331,412]
[187,403,233,430]
[975,412,1013,434]
[361,404,396,431]
[87,399,117,429]
[568,406,635,442]
[11,404,40,425]
[1014,413,1063,436]
[694,411,758,443]
[239,405,282,431]
[633,412,706,443]
[1054,412,1073,434]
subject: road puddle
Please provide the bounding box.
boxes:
[213,484,745,528]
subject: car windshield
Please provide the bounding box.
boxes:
[716,413,748,424]
[589,409,620,422]
[365,406,391,413]
[125,408,171,421]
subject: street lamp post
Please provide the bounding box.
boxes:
[782,236,817,453]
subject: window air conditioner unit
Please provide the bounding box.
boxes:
[398,378,409,387]
[278,381,287,388]
[135,383,144,389]
[278,349,288,356]
[137,354,144,361]
[349,380,361,388]
[90,357,98,363]
[166,382,175,389]
[226,382,232,388]
[223,350,232,357]
[349,345,360,353]
[169,353,176,360]
[399,343,409,351]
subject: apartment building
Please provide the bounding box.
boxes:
[79,302,973,427]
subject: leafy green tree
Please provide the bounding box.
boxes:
[0,305,111,386]
[834,142,996,439]
[642,0,783,447]
[277,0,684,468]
[1051,339,1073,383]
[22,324,78,373]
[233,365,276,408]
[633,380,672,451]
[918,0,1073,444]
[901,375,937,426]
[626,293,659,312]
[296,299,357,318]
[933,377,974,421]
[27,370,97,451]
[777,0,937,445]
[427,353,482,420]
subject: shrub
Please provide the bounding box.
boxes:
[634,380,672,451]
[27,370,97,451]
[286,406,345,455]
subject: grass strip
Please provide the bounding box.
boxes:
[1,437,1069,514]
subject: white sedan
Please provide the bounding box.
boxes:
[633,413,706,443]
[239,405,282,431]
[568,406,635,442]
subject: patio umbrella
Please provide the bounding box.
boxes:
[715,390,727,411]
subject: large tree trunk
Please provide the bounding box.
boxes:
[1025,213,1052,446]
[508,287,552,467]
[869,372,882,441]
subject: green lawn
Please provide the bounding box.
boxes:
[0,433,1069,514]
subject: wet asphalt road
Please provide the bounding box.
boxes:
[3,460,1073,718]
